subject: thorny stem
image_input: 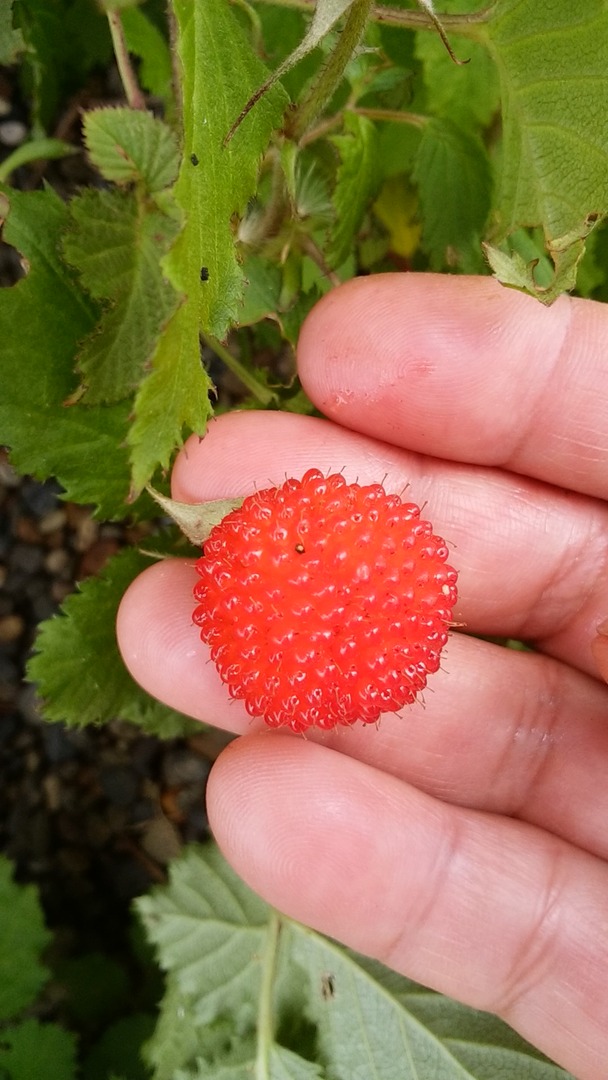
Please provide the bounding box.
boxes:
[301,235,342,287]
[299,105,426,148]
[288,0,374,142]
[107,10,147,110]
[203,334,279,408]
[250,149,289,245]
[352,106,429,128]
[255,910,283,1080]
[249,0,493,38]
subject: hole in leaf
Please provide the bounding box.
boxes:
[0,238,27,287]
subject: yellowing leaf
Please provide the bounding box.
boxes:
[374,176,421,259]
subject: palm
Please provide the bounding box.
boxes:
[118,274,608,1080]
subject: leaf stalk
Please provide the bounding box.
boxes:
[203,334,279,407]
[288,0,375,142]
[107,10,147,111]
[255,910,283,1080]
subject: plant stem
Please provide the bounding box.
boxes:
[301,235,342,287]
[107,10,147,110]
[352,106,429,128]
[203,334,279,407]
[250,0,493,38]
[255,910,283,1080]
[289,0,374,142]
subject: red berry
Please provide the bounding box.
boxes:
[192,469,458,733]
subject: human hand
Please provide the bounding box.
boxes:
[117,273,608,1079]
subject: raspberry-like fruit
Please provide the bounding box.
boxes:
[193,469,457,733]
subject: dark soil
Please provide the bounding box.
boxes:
[0,450,231,959]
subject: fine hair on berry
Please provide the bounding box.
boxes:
[193,468,458,733]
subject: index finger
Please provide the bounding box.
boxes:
[297,273,608,500]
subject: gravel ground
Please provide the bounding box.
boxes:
[0,449,231,955]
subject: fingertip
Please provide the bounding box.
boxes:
[116,558,250,730]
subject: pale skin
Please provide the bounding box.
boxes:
[117,274,608,1079]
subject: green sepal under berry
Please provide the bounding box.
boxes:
[146,486,243,546]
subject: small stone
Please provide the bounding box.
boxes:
[15,516,41,544]
[45,548,72,575]
[39,508,67,535]
[140,816,182,865]
[41,723,79,764]
[78,538,120,578]
[43,774,62,811]
[161,747,209,788]
[0,613,25,643]
[8,542,45,575]
[99,764,139,807]
[0,119,27,146]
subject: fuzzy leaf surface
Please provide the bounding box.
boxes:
[126,301,215,496]
[329,111,380,267]
[168,0,288,339]
[295,934,575,1078]
[139,844,572,1079]
[486,0,608,277]
[413,118,491,272]
[0,186,132,517]
[121,5,173,102]
[240,0,356,109]
[137,845,269,1020]
[415,2,499,129]
[62,187,180,403]
[0,137,76,183]
[27,546,199,737]
[139,846,322,1080]
[83,107,179,192]
[0,1019,77,1080]
[125,0,288,493]
[0,858,51,1021]
[0,1,24,63]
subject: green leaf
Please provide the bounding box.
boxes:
[0,857,51,1020]
[0,185,133,518]
[0,1019,77,1080]
[83,106,179,193]
[239,254,283,326]
[0,1,24,64]
[484,215,599,304]
[139,844,573,1080]
[121,5,173,103]
[485,0,608,289]
[413,117,491,272]
[167,0,289,339]
[27,545,199,737]
[83,1014,155,1080]
[0,137,77,183]
[55,952,130,1028]
[232,0,356,125]
[62,187,180,404]
[127,301,215,496]
[415,4,500,129]
[329,111,380,267]
[293,935,574,1079]
[138,845,269,1018]
[124,0,290,495]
